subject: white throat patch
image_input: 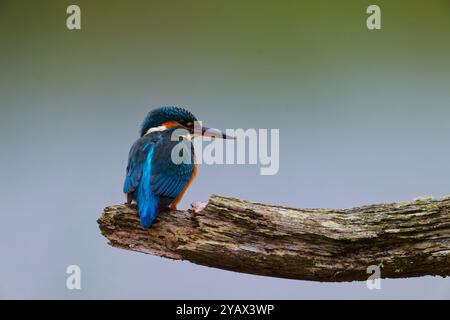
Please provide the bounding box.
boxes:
[145,125,167,135]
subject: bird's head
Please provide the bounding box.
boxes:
[140,106,234,139]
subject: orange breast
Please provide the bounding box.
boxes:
[170,161,198,210]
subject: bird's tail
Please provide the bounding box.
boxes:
[135,185,159,228]
[136,199,157,228]
[135,193,174,228]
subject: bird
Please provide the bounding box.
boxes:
[123,106,233,228]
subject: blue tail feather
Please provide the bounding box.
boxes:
[136,191,158,228]
[135,147,159,228]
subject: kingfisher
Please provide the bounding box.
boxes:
[123,106,232,228]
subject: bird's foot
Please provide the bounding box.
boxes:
[191,201,208,213]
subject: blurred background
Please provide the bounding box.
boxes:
[1,0,450,299]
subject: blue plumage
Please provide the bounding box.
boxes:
[123,135,160,227]
[140,106,197,137]
[124,106,230,228]
[124,107,196,228]
[135,147,158,227]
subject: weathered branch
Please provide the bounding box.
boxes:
[98,195,450,282]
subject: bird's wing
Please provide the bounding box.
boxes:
[124,130,194,201]
[149,134,195,199]
[123,134,161,194]
[150,166,194,199]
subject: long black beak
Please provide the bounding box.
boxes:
[201,126,235,139]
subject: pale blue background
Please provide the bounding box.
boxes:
[1,0,450,299]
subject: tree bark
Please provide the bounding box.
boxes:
[97,195,450,282]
